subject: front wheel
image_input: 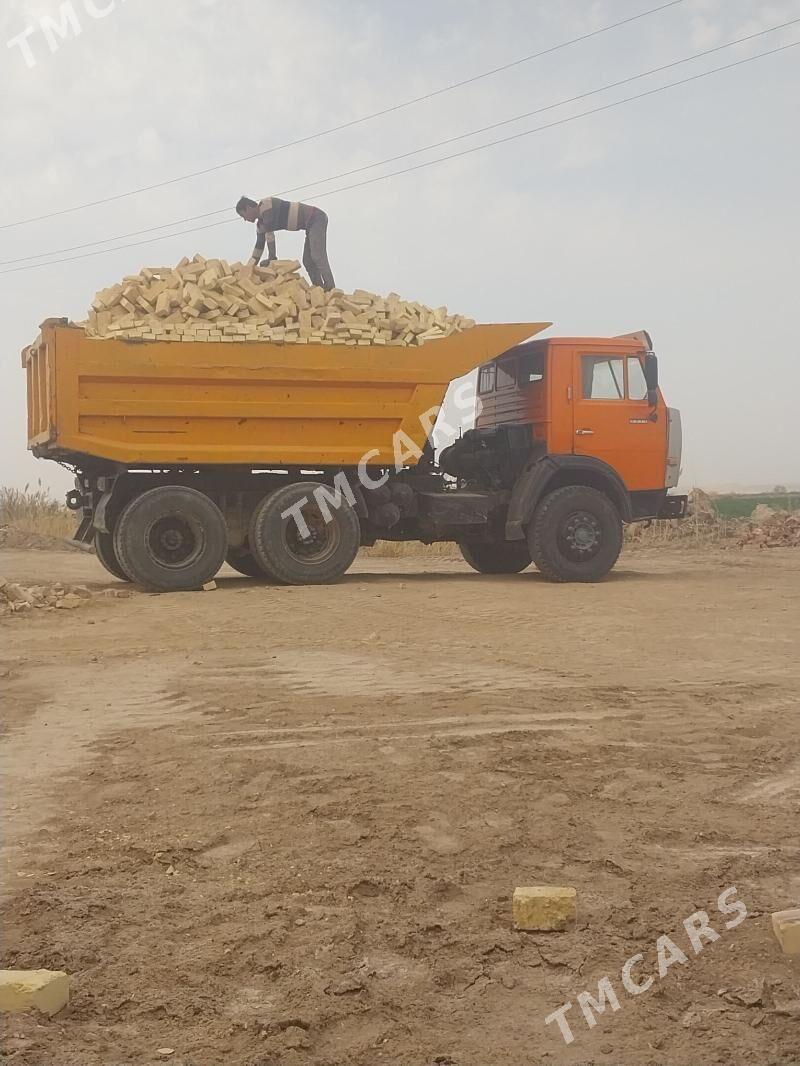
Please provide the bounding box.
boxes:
[459,540,531,574]
[114,486,228,592]
[249,481,361,585]
[528,486,623,583]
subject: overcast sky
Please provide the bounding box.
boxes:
[1,0,798,495]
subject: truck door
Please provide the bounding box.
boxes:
[572,350,666,491]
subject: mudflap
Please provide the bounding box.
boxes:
[74,512,95,544]
[658,495,688,520]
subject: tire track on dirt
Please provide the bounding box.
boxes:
[1,658,205,873]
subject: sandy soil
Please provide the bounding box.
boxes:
[2,545,799,1066]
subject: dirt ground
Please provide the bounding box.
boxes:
[2,544,799,1066]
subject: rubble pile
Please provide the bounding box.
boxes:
[0,579,129,617]
[84,256,476,347]
[738,509,800,549]
[0,578,92,616]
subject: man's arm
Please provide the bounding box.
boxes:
[248,200,277,265]
[249,230,277,266]
[249,228,267,266]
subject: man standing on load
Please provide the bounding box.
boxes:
[236,196,336,291]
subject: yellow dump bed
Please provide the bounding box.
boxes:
[24,319,549,467]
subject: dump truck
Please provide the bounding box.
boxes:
[23,318,686,591]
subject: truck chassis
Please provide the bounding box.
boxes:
[65,426,687,590]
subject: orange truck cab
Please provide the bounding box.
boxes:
[439,330,685,580]
[456,329,684,528]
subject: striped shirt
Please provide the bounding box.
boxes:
[252,197,316,262]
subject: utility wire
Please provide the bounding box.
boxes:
[4,15,797,268]
[0,0,687,232]
[307,41,800,201]
[0,210,235,265]
[1,38,796,277]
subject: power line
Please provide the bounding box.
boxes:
[252,20,800,201]
[1,39,796,277]
[0,220,235,274]
[0,210,231,266]
[0,0,687,232]
[307,42,800,201]
[4,15,797,268]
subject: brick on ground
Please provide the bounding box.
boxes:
[0,971,70,1016]
[513,886,577,932]
[772,908,800,955]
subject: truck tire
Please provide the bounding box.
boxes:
[528,485,623,583]
[249,481,360,585]
[226,545,271,580]
[95,530,132,582]
[459,540,531,574]
[114,486,228,592]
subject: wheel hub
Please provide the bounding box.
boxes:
[146,515,203,568]
[285,505,341,563]
[560,511,603,560]
[161,528,184,551]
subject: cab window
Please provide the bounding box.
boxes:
[582,356,625,400]
[478,365,496,394]
[496,358,516,389]
[627,357,648,401]
[520,350,545,384]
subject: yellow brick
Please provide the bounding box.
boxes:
[0,970,69,1016]
[513,886,577,932]
[772,909,800,955]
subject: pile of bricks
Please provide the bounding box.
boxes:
[738,510,800,548]
[84,256,476,347]
[1,579,91,616]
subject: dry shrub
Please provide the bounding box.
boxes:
[625,490,799,549]
[0,484,74,541]
[363,541,460,559]
[624,512,741,548]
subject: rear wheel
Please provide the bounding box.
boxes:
[459,540,531,574]
[528,485,623,583]
[226,545,271,580]
[94,530,131,582]
[250,481,361,585]
[114,486,228,592]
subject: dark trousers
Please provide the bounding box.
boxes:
[303,211,335,291]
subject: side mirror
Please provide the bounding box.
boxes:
[643,351,659,407]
